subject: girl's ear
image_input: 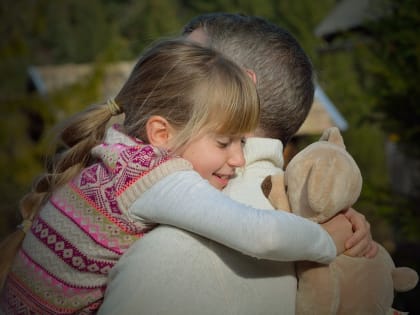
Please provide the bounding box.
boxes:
[146,116,174,148]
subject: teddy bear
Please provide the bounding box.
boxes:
[261,127,418,315]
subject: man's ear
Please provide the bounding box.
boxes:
[146,115,173,148]
[245,69,257,84]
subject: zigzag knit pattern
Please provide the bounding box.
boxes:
[1,126,191,314]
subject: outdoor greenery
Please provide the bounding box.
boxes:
[361,0,420,159]
[0,0,419,308]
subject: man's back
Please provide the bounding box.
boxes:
[100,225,295,315]
[99,137,297,315]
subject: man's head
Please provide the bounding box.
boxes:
[183,13,314,145]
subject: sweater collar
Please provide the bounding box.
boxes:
[243,137,284,169]
[91,125,168,171]
[103,124,142,146]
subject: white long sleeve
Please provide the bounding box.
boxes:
[129,170,336,263]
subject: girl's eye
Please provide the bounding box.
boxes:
[216,136,231,148]
[217,141,229,148]
[240,138,247,146]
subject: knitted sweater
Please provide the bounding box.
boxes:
[0,126,191,315]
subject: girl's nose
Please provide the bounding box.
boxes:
[228,143,246,167]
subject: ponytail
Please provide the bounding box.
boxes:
[0,100,122,290]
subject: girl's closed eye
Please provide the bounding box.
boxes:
[216,136,247,148]
[216,137,232,148]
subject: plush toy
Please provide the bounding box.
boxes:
[261,127,418,315]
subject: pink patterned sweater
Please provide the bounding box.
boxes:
[1,126,191,314]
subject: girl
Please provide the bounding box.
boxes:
[0,39,349,314]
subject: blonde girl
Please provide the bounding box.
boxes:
[0,39,346,314]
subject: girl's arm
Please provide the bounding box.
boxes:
[129,170,337,264]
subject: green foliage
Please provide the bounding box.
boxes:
[358,0,420,158]
[35,1,110,63]
[115,0,185,57]
[270,0,336,58]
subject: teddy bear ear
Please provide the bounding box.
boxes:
[320,127,345,149]
[392,267,419,292]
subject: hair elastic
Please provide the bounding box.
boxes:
[17,219,33,234]
[107,98,122,116]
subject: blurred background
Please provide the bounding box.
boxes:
[0,0,419,312]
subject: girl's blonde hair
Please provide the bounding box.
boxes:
[0,38,259,288]
[120,38,259,152]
